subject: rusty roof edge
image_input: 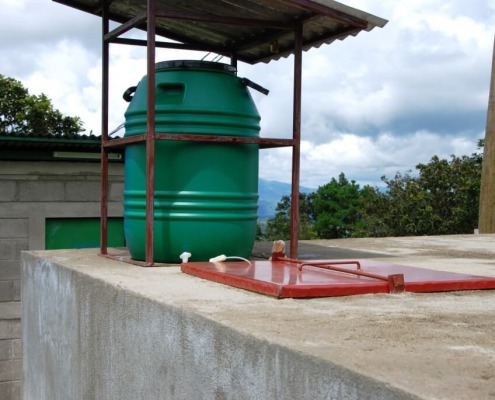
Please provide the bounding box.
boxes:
[309,0,388,29]
[255,23,381,64]
[53,0,99,16]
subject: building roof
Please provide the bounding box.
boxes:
[0,132,123,162]
[53,0,387,64]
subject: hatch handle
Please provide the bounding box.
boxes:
[123,86,137,102]
[240,78,269,95]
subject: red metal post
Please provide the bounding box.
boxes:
[100,2,110,256]
[290,24,303,259]
[145,0,157,266]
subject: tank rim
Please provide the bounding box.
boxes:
[155,60,237,74]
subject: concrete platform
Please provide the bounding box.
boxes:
[22,235,495,400]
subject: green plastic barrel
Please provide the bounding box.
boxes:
[123,60,260,263]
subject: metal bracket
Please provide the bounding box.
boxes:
[388,274,405,293]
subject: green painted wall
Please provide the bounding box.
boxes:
[45,218,124,250]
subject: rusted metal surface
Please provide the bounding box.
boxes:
[53,0,387,64]
[388,274,405,293]
[145,0,157,266]
[104,11,147,42]
[181,259,495,298]
[100,2,110,256]
[290,25,303,259]
[104,134,295,149]
[103,134,147,148]
[102,251,165,268]
[110,37,215,52]
[154,134,294,148]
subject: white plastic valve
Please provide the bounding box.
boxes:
[179,252,192,263]
[209,254,227,262]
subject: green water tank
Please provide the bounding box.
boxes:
[123,60,260,263]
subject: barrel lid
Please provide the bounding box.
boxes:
[155,60,237,74]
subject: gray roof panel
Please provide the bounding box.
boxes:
[53,0,387,64]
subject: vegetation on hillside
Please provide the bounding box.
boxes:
[263,140,484,240]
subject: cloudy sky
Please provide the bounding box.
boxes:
[1,0,494,188]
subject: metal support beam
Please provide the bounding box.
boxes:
[145,0,156,266]
[104,134,294,149]
[110,37,218,52]
[100,2,110,256]
[104,11,147,42]
[290,24,303,259]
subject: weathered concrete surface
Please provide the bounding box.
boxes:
[0,160,124,304]
[22,235,495,400]
[0,302,22,400]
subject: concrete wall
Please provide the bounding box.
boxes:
[21,251,417,400]
[0,160,124,302]
[0,303,21,400]
[0,160,123,400]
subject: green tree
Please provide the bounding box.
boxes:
[265,192,317,240]
[416,152,481,234]
[368,143,484,237]
[353,185,391,238]
[265,142,483,241]
[313,173,362,239]
[381,171,435,236]
[0,74,83,136]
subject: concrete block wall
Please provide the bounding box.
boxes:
[0,222,27,302]
[0,160,123,400]
[0,161,124,302]
[0,303,21,400]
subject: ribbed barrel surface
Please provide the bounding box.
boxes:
[124,60,260,262]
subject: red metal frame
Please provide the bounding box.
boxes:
[290,25,303,260]
[103,134,295,149]
[145,0,156,266]
[99,1,109,258]
[100,0,303,265]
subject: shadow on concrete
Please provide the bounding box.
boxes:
[252,241,391,260]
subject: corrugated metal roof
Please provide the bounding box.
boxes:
[53,0,387,64]
[0,132,122,154]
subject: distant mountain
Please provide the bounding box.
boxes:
[258,178,315,219]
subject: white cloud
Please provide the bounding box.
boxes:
[260,130,481,188]
[1,0,492,187]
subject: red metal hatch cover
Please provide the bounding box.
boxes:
[181,258,495,298]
